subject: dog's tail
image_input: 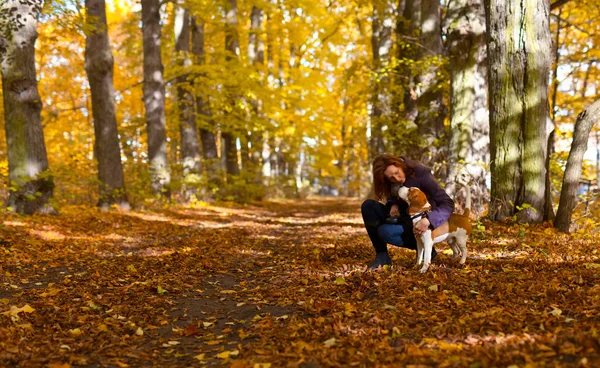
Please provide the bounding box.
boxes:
[463,184,471,218]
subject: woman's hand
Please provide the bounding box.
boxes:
[414,218,430,236]
[390,204,399,216]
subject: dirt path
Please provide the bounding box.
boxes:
[1,198,600,367]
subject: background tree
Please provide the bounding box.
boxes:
[555,99,600,232]
[141,0,170,197]
[174,5,202,195]
[84,0,129,209]
[222,0,240,176]
[415,0,445,167]
[0,0,54,214]
[443,0,488,214]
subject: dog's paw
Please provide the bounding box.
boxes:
[419,264,430,273]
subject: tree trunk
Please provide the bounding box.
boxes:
[0,0,54,214]
[444,0,488,215]
[391,0,420,146]
[554,99,600,232]
[141,0,170,197]
[223,0,240,176]
[246,6,264,183]
[369,3,393,161]
[417,0,445,145]
[84,0,129,210]
[222,132,240,176]
[175,7,201,181]
[191,18,219,172]
[485,0,551,222]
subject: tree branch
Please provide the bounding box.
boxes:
[551,0,573,11]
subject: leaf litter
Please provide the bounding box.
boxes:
[0,199,599,366]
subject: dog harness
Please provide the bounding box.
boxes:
[410,210,430,220]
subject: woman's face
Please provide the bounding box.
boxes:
[383,165,406,184]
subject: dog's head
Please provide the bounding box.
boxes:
[397,187,431,215]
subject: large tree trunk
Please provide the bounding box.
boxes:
[554,99,600,232]
[84,0,129,210]
[141,0,170,197]
[223,0,240,176]
[444,0,488,215]
[369,2,394,161]
[485,0,551,223]
[417,0,446,163]
[175,7,201,183]
[0,0,54,214]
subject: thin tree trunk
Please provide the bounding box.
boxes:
[84,0,129,210]
[224,0,240,176]
[369,3,393,161]
[554,99,600,232]
[222,132,240,175]
[1,0,54,214]
[191,19,218,164]
[417,0,445,143]
[544,10,562,221]
[444,0,487,215]
[141,0,170,197]
[245,6,264,183]
[485,0,551,222]
[175,7,201,182]
[396,0,420,127]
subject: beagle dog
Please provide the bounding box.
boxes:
[396,186,472,273]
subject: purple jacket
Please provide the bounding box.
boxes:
[387,157,454,229]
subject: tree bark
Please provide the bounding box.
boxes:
[223,0,240,176]
[141,0,170,197]
[84,0,129,210]
[175,6,201,182]
[369,2,393,161]
[444,0,488,215]
[555,99,600,232]
[417,0,445,141]
[0,0,54,214]
[485,0,551,222]
[191,18,218,164]
[222,132,240,176]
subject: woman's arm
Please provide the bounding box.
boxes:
[420,170,455,229]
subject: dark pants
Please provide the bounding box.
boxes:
[361,199,417,254]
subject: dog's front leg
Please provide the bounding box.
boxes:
[420,232,433,273]
[416,239,424,266]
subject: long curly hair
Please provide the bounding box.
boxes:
[372,154,415,201]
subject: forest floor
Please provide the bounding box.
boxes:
[1,198,600,367]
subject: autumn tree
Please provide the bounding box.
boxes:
[141,0,170,197]
[416,0,445,165]
[223,0,240,176]
[191,18,218,170]
[443,0,488,214]
[389,0,420,155]
[485,0,551,222]
[369,0,394,160]
[555,99,600,232]
[0,0,54,214]
[174,6,202,193]
[84,0,129,209]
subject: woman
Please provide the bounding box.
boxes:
[361,154,455,270]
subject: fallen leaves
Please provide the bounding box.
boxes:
[1,199,600,367]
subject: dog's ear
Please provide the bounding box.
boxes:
[407,188,431,215]
[390,183,403,198]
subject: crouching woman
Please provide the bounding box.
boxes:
[361,154,455,269]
